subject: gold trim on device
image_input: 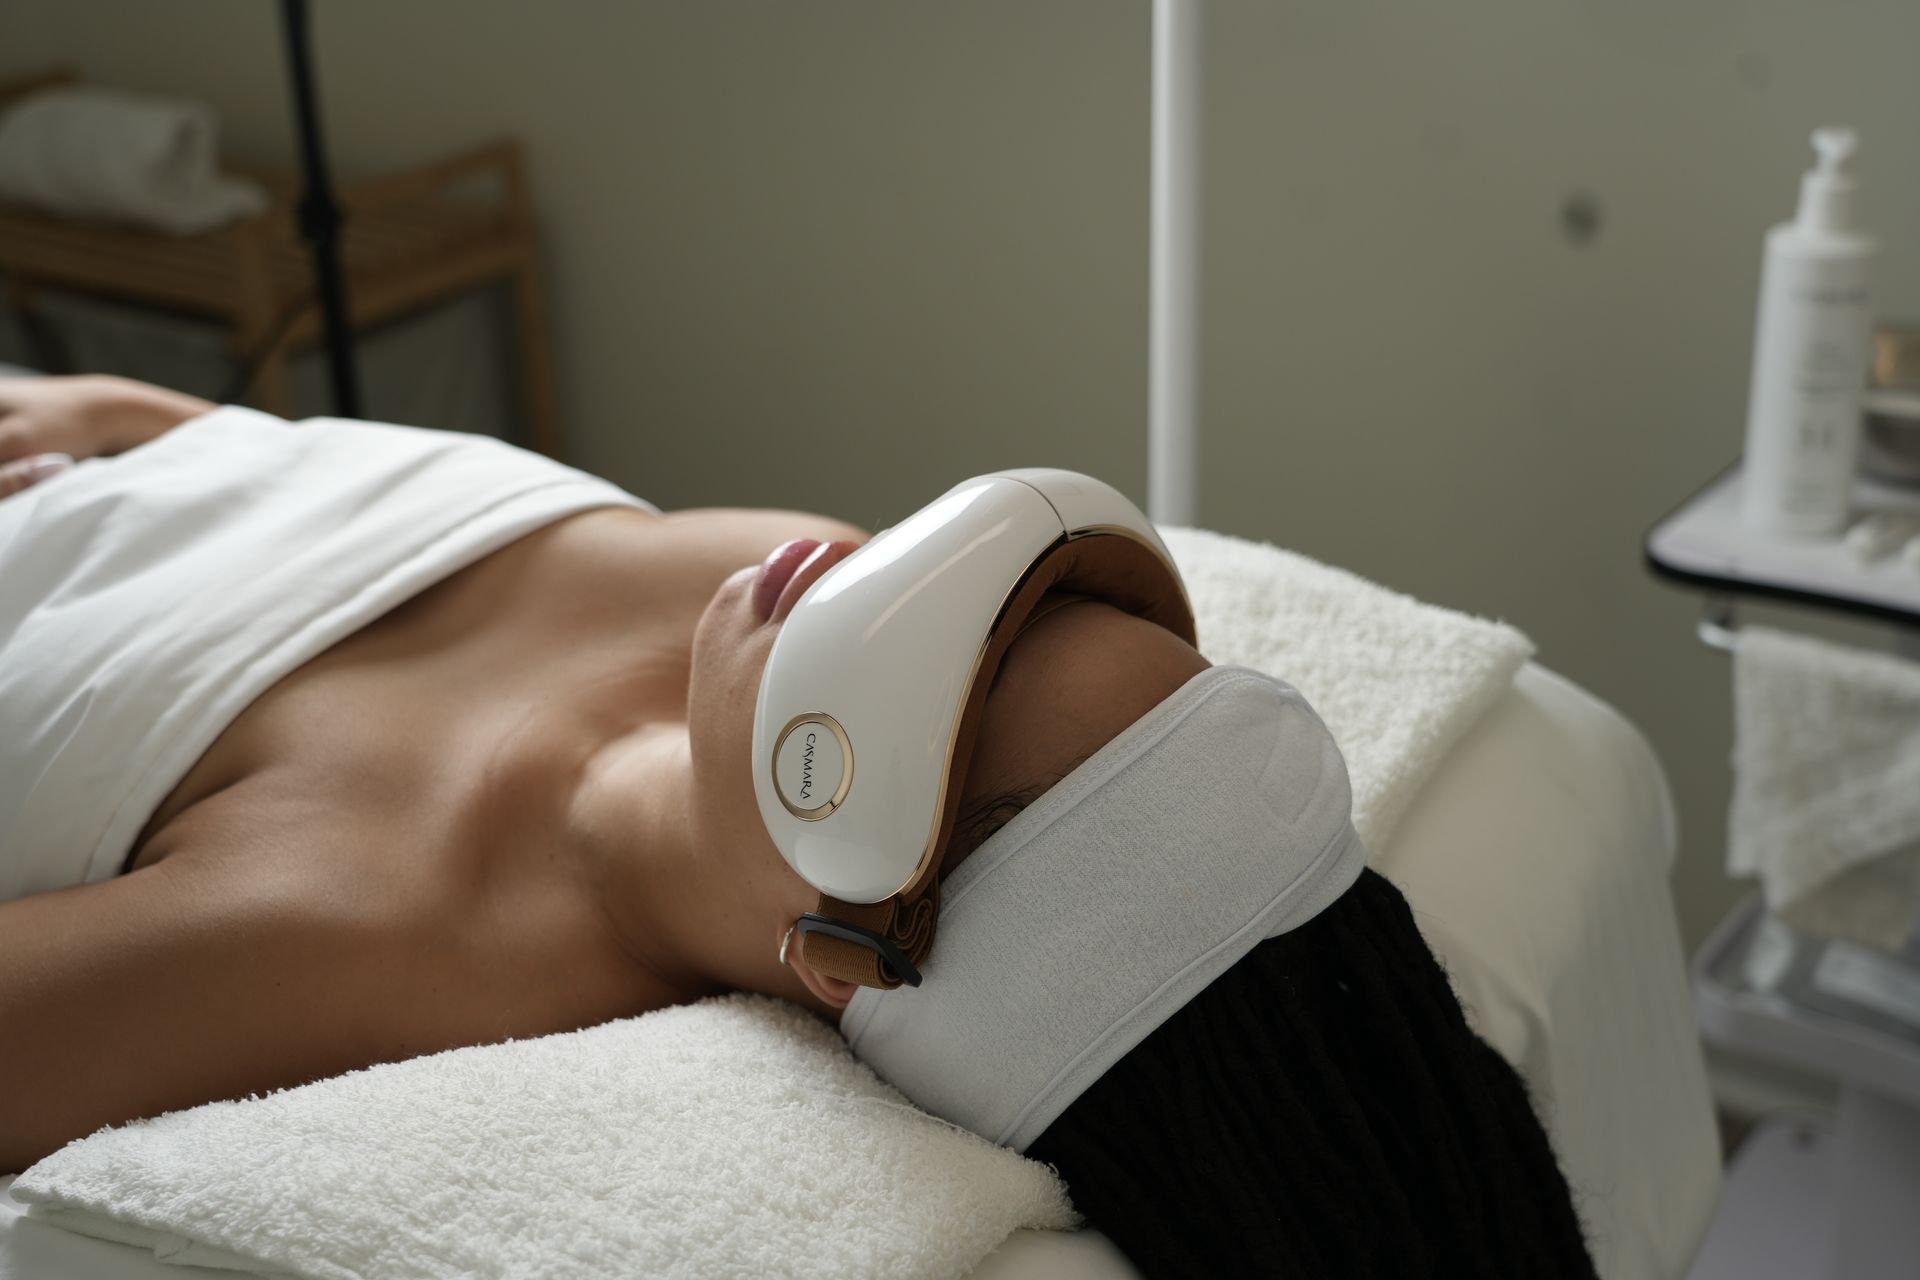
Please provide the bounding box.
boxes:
[1068,522,1197,634]
[772,712,854,820]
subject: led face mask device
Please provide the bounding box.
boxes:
[753,468,1196,992]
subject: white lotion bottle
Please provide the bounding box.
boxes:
[1741,128,1877,537]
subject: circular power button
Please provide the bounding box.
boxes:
[772,714,853,820]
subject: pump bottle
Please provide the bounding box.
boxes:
[1740,129,1877,537]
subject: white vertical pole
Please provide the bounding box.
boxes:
[1149,0,1201,528]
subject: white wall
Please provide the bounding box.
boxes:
[7,0,1919,949]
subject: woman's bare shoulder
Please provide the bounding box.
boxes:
[658,504,871,547]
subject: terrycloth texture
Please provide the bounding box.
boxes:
[843,665,1367,1151]
[0,88,267,235]
[1159,525,1534,850]
[1730,625,1920,952]
[12,995,1076,1280]
[0,406,651,903]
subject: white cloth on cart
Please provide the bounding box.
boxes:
[1730,625,1920,953]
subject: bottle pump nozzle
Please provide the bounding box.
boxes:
[1797,127,1859,232]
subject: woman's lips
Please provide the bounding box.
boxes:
[752,538,858,625]
[752,539,821,623]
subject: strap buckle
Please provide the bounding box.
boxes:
[795,912,924,988]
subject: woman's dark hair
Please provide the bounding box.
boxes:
[943,756,1088,879]
[945,637,1596,1276]
[1019,865,1599,1278]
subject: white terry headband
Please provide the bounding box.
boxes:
[839,663,1367,1152]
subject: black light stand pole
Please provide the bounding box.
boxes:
[278,0,361,418]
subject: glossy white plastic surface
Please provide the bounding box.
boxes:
[997,467,1175,556]
[752,469,1171,903]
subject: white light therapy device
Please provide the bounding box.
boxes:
[753,468,1196,991]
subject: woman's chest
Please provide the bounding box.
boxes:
[125,501,869,879]
[126,507,694,878]
[138,764,672,1048]
[112,508,712,1037]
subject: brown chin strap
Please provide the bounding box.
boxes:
[790,529,1198,992]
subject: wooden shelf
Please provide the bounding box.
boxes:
[0,69,560,457]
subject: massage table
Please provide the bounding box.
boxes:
[0,657,1720,1280]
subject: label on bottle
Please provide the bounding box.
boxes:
[1741,243,1873,536]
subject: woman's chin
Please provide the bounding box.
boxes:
[692,568,758,648]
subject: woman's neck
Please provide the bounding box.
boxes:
[564,720,831,1018]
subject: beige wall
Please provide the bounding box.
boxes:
[8,1,1919,950]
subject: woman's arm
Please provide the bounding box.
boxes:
[0,857,416,1175]
[0,376,214,498]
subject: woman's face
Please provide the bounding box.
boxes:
[683,532,1211,1009]
[684,538,865,943]
[687,533,864,791]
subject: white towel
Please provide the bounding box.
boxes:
[11,996,1075,1280]
[1162,525,1533,849]
[0,406,651,903]
[1730,626,1920,953]
[13,523,1532,1279]
[0,87,267,235]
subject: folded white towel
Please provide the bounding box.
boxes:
[1162,525,1533,848]
[1730,626,1920,952]
[0,87,267,235]
[13,522,1532,1280]
[12,995,1076,1280]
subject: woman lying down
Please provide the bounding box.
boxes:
[0,375,1597,1277]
